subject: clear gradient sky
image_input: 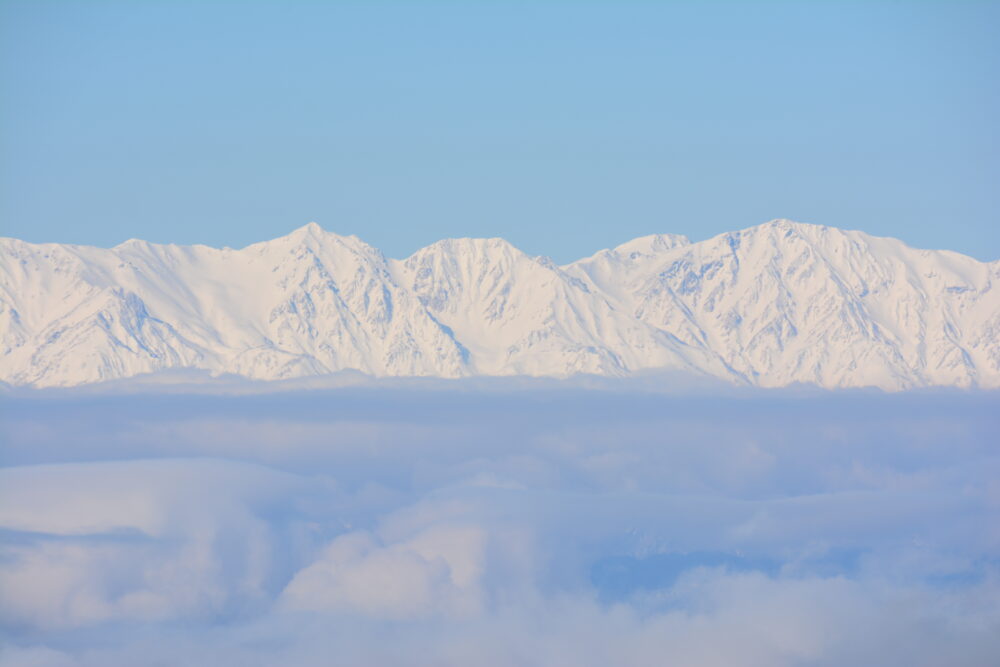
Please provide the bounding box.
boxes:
[1,1,997,262]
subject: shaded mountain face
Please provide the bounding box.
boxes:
[2,220,997,389]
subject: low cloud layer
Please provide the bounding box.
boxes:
[1,382,998,665]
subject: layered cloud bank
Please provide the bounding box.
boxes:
[1,382,998,665]
[3,219,999,390]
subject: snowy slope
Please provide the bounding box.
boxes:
[2,220,997,389]
[0,223,468,386]
[567,220,1000,388]
[393,237,733,378]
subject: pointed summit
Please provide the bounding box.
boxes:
[272,222,366,250]
[241,222,330,252]
[289,221,324,239]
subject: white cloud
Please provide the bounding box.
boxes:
[1,385,998,664]
[0,460,313,630]
[280,523,488,618]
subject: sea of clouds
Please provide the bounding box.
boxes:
[1,379,998,666]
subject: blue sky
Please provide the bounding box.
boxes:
[1,1,997,262]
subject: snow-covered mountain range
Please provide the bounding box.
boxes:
[2,220,998,389]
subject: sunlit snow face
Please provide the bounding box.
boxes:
[1,384,998,666]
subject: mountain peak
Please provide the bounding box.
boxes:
[613,233,691,257]
[114,238,153,250]
[266,222,370,251]
[287,221,325,240]
[410,236,526,260]
[747,218,840,237]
